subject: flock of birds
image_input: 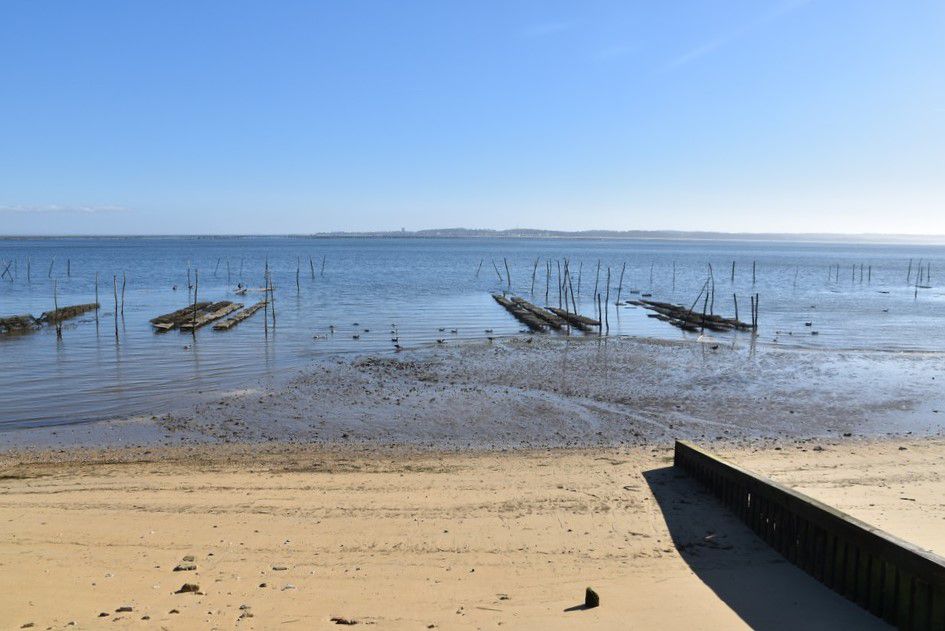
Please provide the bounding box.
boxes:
[314,323,504,351]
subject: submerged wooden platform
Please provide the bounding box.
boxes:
[491,294,546,331]
[39,303,100,324]
[629,299,751,333]
[179,301,243,331]
[546,307,600,330]
[150,302,212,331]
[213,301,267,330]
[510,297,567,329]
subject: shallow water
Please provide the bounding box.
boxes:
[1,236,943,430]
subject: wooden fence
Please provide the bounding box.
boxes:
[674,440,945,630]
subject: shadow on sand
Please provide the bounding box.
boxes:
[643,466,891,630]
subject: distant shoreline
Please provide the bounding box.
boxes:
[3,228,945,245]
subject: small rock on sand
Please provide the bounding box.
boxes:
[585,587,600,609]
[175,583,200,594]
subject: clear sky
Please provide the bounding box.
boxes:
[1,1,943,236]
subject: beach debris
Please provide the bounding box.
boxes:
[174,554,197,571]
[584,587,600,609]
[175,583,200,594]
[330,617,358,625]
[98,612,109,617]
[272,565,288,571]
[115,606,133,612]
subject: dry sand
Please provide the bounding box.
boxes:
[3,438,944,630]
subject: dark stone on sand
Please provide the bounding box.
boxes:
[98,612,109,617]
[116,606,132,612]
[585,587,600,608]
[174,562,197,571]
[331,617,358,625]
[175,583,200,594]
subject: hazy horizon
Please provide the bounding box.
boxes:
[4,227,945,245]
[2,1,943,236]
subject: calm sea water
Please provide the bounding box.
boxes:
[1,236,943,430]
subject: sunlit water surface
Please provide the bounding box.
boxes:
[1,237,942,429]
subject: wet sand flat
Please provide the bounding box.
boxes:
[4,440,942,629]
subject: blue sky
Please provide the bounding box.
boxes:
[1,1,943,235]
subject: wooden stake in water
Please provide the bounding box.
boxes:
[321,255,326,276]
[191,269,198,336]
[577,261,583,297]
[616,262,626,305]
[309,255,315,279]
[53,280,62,339]
[504,257,511,290]
[604,267,611,333]
[906,259,913,285]
[733,293,739,322]
[296,257,301,294]
[475,258,483,278]
[731,260,735,282]
[214,257,221,277]
[95,272,100,324]
[557,260,562,308]
[649,262,654,288]
[597,293,603,336]
[113,274,120,339]
[269,270,276,326]
[752,261,756,285]
[490,258,502,284]
[545,261,550,305]
[530,257,539,294]
[121,272,126,315]
[672,261,676,291]
[67,258,71,277]
[592,260,601,308]
[48,257,55,279]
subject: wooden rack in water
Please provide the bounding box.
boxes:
[2,303,100,335]
[492,294,600,332]
[213,300,267,330]
[150,302,212,331]
[510,297,567,329]
[629,299,751,333]
[546,307,600,331]
[179,301,242,331]
[491,294,546,331]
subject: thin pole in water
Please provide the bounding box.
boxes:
[114,274,120,340]
[191,270,198,336]
[530,257,539,294]
[616,262,625,305]
[53,280,62,339]
[504,257,511,290]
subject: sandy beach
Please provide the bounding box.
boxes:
[1,436,943,629]
[3,337,945,629]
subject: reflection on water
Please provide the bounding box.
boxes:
[0,236,943,429]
